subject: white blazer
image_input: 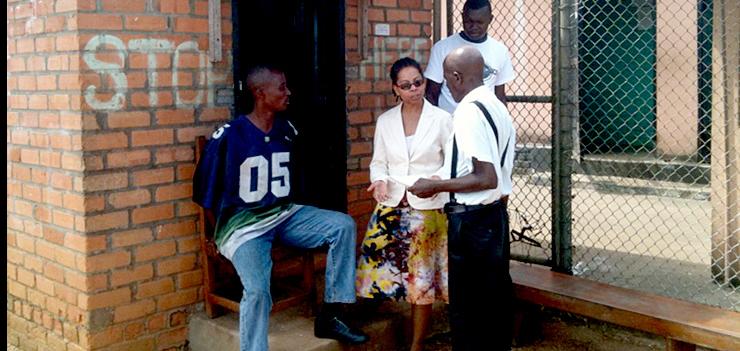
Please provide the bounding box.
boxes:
[370,99,453,210]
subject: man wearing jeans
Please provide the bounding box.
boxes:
[193,65,368,351]
[409,46,516,350]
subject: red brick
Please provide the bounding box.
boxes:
[132,203,174,224]
[154,146,193,164]
[55,283,79,305]
[160,0,190,14]
[155,183,192,202]
[177,163,195,180]
[130,53,171,69]
[175,18,209,33]
[125,15,168,31]
[398,23,420,36]
[176,126,213,143]
[131,129,173,147]
[45,16,66,32]
[28,95,49,110]
[135,241,177,262]
[177,270,203,289]
[18,76,37,90]
[156,255,196,276]
[155,220,196,239]
[44,262,66,283]
[83,288,131,310]
[348,80,373,94]
[107,111,150,129]
[50,173,73,190]
[17,268,35,287]
[111,264,154,286]
[157,326,188,347]
[8,95,28,109]
[133,168,174,186]
[156,109,195,125]
[85,211,129,232]
[63,192,86,212]
[65,233,107,254]
[35,37,55,52]
[156,288,198,311]
[136,278,174,299]
[176,200,200,216]
[102,0,146,12]
[88,326,124,349]
[16,38,34,53]
[112,228,153,248]
[85,172,128,191]
[107,149,151,169]
[410,10,432,23]
[347,170,370,186]
[24,255,44,273]
[373,0,398,7]
[83,133,128,151]
[386,9,410,22]
[177,237,200,253]
[78,14,122,30]
[113,299,155,323]
[83,251,131,273]
[8,280,27,299]
[52,210,76,229]
[109,189,151,208]
[26,55,47,71]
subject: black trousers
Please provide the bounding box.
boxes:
[446,201,513,351]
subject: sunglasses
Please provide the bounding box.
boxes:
[396,78,425,91]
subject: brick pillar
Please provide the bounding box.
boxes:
[7,0,233,350]
[344,0,433,229]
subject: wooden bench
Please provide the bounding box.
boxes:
[195,135,317,318]
[511,262,740,351]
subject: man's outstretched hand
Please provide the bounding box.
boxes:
[408,178,440,198]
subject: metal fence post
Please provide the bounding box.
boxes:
[551,0,577,274]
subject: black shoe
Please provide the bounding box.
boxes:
[314,316,369,344]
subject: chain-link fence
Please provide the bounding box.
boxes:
[445,0,739,311]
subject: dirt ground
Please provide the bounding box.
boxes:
[422,308,713,351]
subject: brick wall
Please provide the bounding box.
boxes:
[345,0,433,227]
[7,0,233,350]
[8,0,432,350]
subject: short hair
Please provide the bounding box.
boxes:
[462,0,491,13]
[245,64,283,94]
[389,57,423,85]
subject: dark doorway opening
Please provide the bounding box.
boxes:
[232,0,347,212]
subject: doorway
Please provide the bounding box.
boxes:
[232,0,347,211]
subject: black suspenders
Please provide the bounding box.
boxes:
[449,101,511,202]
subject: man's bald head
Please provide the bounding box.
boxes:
[442,46,485,102]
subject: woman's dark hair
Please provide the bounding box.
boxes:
[389,57,423,85]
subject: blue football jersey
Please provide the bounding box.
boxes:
[193,116,298,222]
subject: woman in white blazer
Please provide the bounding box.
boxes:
[355,57,453,351]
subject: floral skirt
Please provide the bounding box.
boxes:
[355,203,449,305]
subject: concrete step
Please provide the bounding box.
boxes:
[189,301,450,351]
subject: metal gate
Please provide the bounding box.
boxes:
[443,0,738,311]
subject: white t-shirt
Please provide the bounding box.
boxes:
[425,33,515,113]
[439,85,516,205]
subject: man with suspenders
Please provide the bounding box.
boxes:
[409,46,516,350]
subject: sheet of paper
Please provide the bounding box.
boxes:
[389,175,421,187]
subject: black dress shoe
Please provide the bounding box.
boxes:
[314,316,369,344]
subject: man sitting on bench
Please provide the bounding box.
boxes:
[192,64,369,351]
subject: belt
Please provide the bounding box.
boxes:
[443,200,504,214]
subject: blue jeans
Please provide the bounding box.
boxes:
[230,205,358,351]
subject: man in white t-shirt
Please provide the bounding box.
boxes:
[409,46,516,350]
[424,0,515,113]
